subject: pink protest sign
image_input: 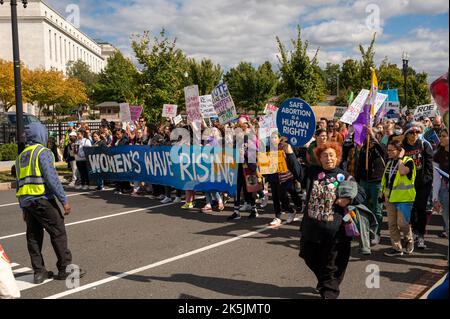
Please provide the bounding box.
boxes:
[129,105,143,122]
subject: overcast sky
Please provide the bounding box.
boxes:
[46,0,449,81]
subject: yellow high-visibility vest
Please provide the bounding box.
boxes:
[381,156,416,203]
[15,144,52,197]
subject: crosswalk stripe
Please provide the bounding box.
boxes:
[13,267,32,276]
[15,274,53,291]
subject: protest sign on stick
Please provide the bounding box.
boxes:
[199,95,217,118]
[119,103,132,123]
[211,83,238,125]
[162,104,178,118]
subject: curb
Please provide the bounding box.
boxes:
[0,175,68,191]
[397,259,448,299]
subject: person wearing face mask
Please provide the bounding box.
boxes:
[402,123,434,249]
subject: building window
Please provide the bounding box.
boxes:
[54,33,57,62]
[49,30,52,60]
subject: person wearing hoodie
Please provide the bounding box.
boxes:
[15,122,86,284]
[402,122,434,249]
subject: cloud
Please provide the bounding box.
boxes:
[43,0,448,81]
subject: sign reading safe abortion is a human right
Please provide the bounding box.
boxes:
[276,98,316,147]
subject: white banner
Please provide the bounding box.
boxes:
[162,104,178,118]
[173,114,183,125]
[199,95,217,118]
[119,103,132,123]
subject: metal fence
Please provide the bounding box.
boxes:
[0,121,103,145]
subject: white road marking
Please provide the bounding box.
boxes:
[0,188,114,208]
[44,225,273,299]
[12,267,32,276]
[0,202,175,240]
[15,274,53,291]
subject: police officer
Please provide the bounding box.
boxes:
[16,122,85,284]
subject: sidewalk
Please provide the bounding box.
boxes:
[0,161,14,173]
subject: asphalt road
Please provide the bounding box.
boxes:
[0,186,448,299]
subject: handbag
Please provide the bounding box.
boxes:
[0,245,20,299]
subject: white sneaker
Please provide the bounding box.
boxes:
[269,218,282,226]
[371,234,381,246]
[173,197,182,203]
[68,182,75,187]
[405,240,414,254]
[286,213,297,224]
[417,237,427,249]
[239,203,252,212]
[75,185,82,190]
[82,185,89,190]
[160,197,173,204]
[157,194,166,200]
[260,195,269,208]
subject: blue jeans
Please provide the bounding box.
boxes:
[205,192,222,205]
[360,180,383,236]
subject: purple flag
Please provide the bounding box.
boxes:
[353,104,370,146]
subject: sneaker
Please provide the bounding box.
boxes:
[181,202,194,209]
[384,249,404,257]
[413,232,419,242]
[68,182,75,187]
[239,203,252,212]
[286,213,297,224]
[269,218,282,226]
[417,237,427,249]
[95,186,104,191]
[227,212,241,220]
[53,268,86,280]
[248,210,259,219]
[260,194,269,208]
[82,185,89,190]
[75,185,82,190]
[439,232,448,238]
[157,194,166,200]
[371,234,381,246]
[405,241,414,254]
[160,197,173,204]
[173,197,182,203]
[34,270,53,284]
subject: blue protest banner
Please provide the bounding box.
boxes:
[85,145,238,196]
[276,98,316,146]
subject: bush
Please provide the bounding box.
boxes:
[0,144,18,161]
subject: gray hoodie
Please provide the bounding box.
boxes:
[17,122,67,208]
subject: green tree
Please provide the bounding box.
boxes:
[91,51,139,106]
[376,57,403,90]
[340,59,361,93]
[405,70,430,107]
[323,63,341,96]
[358,33,377,89]
[276,26,326,104]
[66,59,98,102]
[131,29,188,122]
[224,61,278,115]
[187,58,223,96]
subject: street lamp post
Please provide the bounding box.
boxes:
[0,0,28,154]
[402,51,409,109]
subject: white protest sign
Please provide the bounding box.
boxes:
[211,82,238,125]
[119,103,132,123]
[199,95,217,118]
[264,103,279,115]
[162,104,178,118]
[340,90,388,124]
[258,111,278,141]
[184,85,202,123]
[174,114,183,125]
[340,90,370,124]
[414,104,438,120]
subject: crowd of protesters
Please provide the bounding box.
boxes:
[55,109,448,299]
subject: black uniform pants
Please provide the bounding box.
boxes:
[412,183,432,236]
[269,180,302,218]
[23,199,72,273]
[300,238,351,299]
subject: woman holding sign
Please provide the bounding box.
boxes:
[300,142,366,299]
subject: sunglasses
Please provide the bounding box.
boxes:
[409,130,421,134]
